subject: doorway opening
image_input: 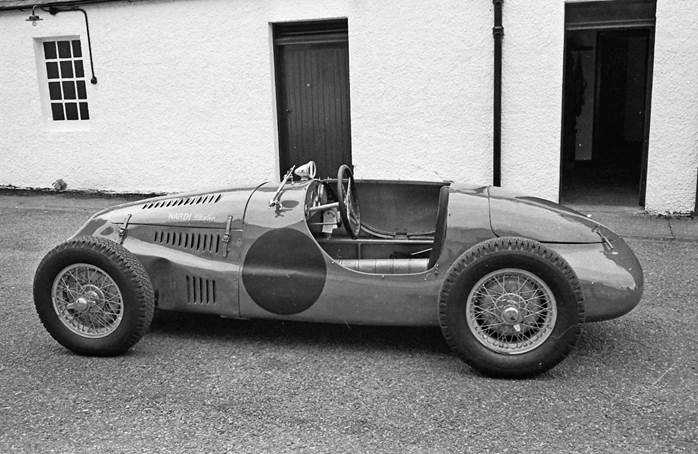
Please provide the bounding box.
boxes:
[273,19,352,179]
[560,1,656,206]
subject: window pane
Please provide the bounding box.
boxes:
[43,39,89,122]
[57,41,71,58]
[76,81,87,99]
[43,41,57,59]
[60,61,73,78]
[48,82,62,100]
[51,103,65,121]
[79,102,90,120]
[62,81,76,99]
[71,40,82,58]
[46,62,59,79]
[65,102,78,120]
[74,60,84,78]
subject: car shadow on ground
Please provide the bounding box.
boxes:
[149,311,643,361]
[576,318,654,357]
[149,310,450,356]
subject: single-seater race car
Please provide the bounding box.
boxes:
[33,161,643,378]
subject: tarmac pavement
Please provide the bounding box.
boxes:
[568,203,698,242]
[0,191,696,453]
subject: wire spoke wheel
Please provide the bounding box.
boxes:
[439,237,583,378]
[466,268,557,355]
[51,263,124,338]
[35,237,154,356]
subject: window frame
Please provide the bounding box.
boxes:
[34,35,91,128]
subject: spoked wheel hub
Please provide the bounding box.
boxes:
[466,268,558,355]
[71,286,104,312]
[51,263,124,339]
[501,304,522,325]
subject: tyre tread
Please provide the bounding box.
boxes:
[438,237,585,377]
[34,236,154,356]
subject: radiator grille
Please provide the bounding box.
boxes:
[185,275,217,304]
[153,230,221,255]
[141,193,222,210]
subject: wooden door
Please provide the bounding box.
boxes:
[274,20,352,179]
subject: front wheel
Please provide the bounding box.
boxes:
[33,237,155,356]
[438,237,584,378]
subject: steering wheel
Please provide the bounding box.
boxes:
[336,164,361,238]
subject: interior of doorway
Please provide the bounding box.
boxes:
[560,28,652,206]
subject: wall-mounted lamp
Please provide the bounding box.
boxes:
[25,4,98,84]
[25,5,43,26]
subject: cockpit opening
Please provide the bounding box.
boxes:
[303,164,450,274]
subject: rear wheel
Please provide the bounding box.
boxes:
[34,237,154,356]
[439,237,584,378]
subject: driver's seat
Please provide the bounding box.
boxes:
[427,185,450,269]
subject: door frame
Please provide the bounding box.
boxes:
[272,19,351,179]
[561,0,656,206]
[638,28,655,206]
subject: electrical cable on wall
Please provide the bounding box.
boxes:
[42,5,98,84]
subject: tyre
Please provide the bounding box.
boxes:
[438,237,584,378]
[33,236,155,356]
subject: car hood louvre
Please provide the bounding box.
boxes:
[80,187,261,232]
[141,193,223,210]
[153,229,223,256]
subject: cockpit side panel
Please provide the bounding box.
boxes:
[238,180,444,326]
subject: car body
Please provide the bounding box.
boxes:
[34,163,643,377]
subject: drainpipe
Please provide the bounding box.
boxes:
[695,167,698,214]
[492,0,503,187]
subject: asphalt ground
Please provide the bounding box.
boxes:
[0,193,696,453]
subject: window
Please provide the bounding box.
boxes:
[42,39,89,121]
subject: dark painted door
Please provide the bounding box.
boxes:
[274,21,352,179]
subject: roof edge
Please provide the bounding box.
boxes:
[0,0,135,12]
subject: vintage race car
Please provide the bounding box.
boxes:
[33,162,643,378]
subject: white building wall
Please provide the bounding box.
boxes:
[0,0,562,197]
[501,1,564,202]
[346,1,493,184]
[2,0,695,212]
[645,0,698,214]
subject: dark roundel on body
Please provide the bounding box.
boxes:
[242,228,327,315]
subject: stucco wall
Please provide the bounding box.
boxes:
[1,0,696,211]
[0,0,567,198]
[501,1,564,202]
[644,0,698,214]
